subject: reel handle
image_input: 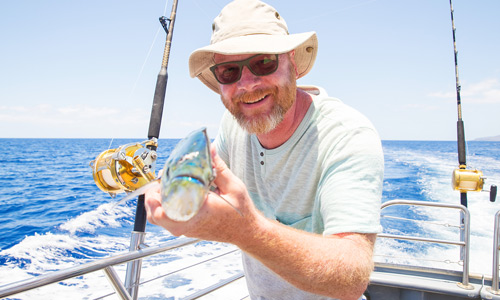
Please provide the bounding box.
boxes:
[491,185,498,202]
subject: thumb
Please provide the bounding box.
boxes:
[210,144,239,192]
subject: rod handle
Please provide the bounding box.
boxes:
[457,120,466,166]
[147,68,168,140]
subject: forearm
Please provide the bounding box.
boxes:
[237,214,375,300]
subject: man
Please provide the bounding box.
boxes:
[145,0,384,299]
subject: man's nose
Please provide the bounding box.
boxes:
[236,65,260,91]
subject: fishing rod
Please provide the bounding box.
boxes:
[125,2,179,297]
[89,0,179,299]
[448,0,496,206]
[447,0,497,269]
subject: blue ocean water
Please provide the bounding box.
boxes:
[0,138,175,250]
[0,139,499,298]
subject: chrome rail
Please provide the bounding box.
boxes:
[103,266,132,300]
[4,200,497,299]
[0,237,199,299]
[377,200,472,289]
[181,272,245,300]
[489,210,500,295]
[124,231,146,299]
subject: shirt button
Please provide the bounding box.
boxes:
[260,161,264,165]
[260,152,264,156]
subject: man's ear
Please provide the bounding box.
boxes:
[288,50,299,78]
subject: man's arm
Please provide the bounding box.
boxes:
[239,215,375,300]
[145,146,375,300]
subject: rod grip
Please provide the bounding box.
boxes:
[147,67,168,140]
[134,195,148,232]
[460,192,467,208]
[457,120,466,166]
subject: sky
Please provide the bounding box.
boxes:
[1,0,499,141]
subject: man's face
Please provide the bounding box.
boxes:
[213,52,298,134]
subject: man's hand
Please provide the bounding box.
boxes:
[144,144,259,243]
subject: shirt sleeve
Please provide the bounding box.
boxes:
[319,126,384,236]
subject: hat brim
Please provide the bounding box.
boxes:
[188,31,318,94]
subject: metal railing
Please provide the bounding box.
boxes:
[489,210,500,295]
[5,200,500,299]
[0,237,245,300]
[377,200,472,289]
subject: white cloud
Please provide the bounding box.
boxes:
[0,102,222,138]
[56,106,121,118]
[429,78,500,104]
[0,104,150,137]
[1,104,144,122]
[401,103,441,111]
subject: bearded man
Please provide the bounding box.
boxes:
[145,0,384,299]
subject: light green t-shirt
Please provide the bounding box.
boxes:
[214,86,383,299]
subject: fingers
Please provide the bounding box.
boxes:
[210,144,238,193]
[144,180,189,236]
[144,181,162,225]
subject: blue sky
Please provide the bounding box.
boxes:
[1,0,499,140]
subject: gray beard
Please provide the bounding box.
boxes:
[235,104,286,135]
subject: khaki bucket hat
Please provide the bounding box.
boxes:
[188,0,318,94]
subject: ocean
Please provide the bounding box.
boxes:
[0,138,499,299]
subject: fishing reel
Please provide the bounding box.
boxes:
[90,139,158,197]
[452,167,497,202]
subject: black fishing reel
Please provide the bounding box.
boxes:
[90,139,158,197]
[452,167,497,202]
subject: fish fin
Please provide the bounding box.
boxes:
[112,179,161,208]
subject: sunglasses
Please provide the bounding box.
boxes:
[210,54,279,85]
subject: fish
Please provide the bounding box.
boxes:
[113,127,240,221]
[159,127,215,221]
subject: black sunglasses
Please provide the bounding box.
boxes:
[210,54,279,85]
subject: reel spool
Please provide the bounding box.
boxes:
[452,168,484,193]
[90,139,158,197]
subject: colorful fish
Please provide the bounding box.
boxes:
[160,127,215,221]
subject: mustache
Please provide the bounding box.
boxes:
[233,87,276,103]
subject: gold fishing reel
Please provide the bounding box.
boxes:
[452,166,497,202]
[452,167,484,193]
[90,139,158,197]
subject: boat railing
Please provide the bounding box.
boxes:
[4,200,500,299]
[489,210,500,295]
[0,237,245,300]
[376,200,472,288]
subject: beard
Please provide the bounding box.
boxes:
[221,65,297,135]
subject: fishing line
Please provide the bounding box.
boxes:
[106,138,114,152]
[110,179,244,217]
[192,0,222,19]
[447,0,497,205]
[111,179,161,209]
[205,0,224,10]
[95,0,173,215]
[130,28,163,98]
[130,0,171,98]
[162,0,169,15]
[212,193,244,217]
